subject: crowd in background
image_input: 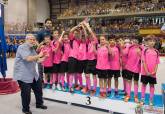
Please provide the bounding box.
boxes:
[5,19,163,35]
[6,36,25,58]
[54,18,163,35]
[5,22,42,34]
[60,0,165,17]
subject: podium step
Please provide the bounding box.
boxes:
[43,89,163,114]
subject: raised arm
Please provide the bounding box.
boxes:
[80,23,88,38]
[53,31,65,52]
[70,25,79,33]
[59,31,65,43]
[83,22,97,39]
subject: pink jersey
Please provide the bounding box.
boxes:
[51,40,62,64]
[87,37,98,60]
[68,34,80,59]
[41,45,53,67]
[109,46,120,70]
[96,46,110,70]
[141,44,146,50]
[78,40,87,60]
[121,46,129,69]
[125,45,142,73]
[61,42,70,62]
[141,48,160,77]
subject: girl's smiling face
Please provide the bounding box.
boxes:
[44,36,51,44]
[53,30,59,39]
[147,39,156,48]
[109,39,116,47]
[100,36,107,46]
[63,34,69,42]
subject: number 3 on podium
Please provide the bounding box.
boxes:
[86,96,91,105]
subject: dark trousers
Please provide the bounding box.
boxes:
[38,63,43,82]
[18,78,43,112]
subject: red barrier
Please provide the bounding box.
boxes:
[0,78,20,95]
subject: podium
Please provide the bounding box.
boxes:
[43,88,164,114]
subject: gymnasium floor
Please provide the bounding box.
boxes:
[0,92,109,114]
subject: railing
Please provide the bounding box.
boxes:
[57,10,165,20]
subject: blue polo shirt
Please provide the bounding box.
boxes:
[13,43,39,83]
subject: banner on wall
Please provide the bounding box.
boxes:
[139,28,161,35]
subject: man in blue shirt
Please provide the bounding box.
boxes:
[13,34,47,114]
[37,18,53,43]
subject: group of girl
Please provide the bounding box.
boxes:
[37,21,160,106]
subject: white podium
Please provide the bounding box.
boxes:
[43,89,163,114]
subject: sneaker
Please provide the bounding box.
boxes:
[69,87,74,93]
[124,95,130,102]
[81,87,89,94]
[107,91,111,97]
[121,90,125,92]
[36,105,47,109]
[134,96,139,103]
[75,85,82,91]
[57,84,62,91]
[149,100,154,106]
[102,92,107,98]
[140,98,145,106]
[22,110,32,114]
[120,90,126,95]
[62,86,66,92]
[46,84,51,89]
[99,92,104,98]
[90,90,96,96]
[43,83,47,88]
[49,84,52,89]
[124,92,127,96]
[115,91,120,98]
[65,85,69,90]
[74,84,79,89]
[52,84,56,90]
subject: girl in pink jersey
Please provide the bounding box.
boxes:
[107,38,121,97]
[68,25,81,93]
[96,36,111,98]
[124,36,142,103]
[76,23,88,92]
[118,38,129,95]
[140,35,159,106]
[51,30,63,90]
[81,22,98,96]
[59,32,70,91]
[37,34,53,89]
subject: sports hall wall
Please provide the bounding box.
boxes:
[4,0,50,28]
